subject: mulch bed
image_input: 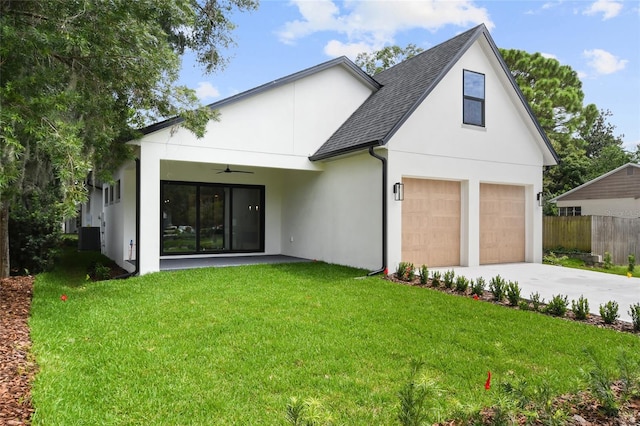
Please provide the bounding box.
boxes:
[1,276,36,425]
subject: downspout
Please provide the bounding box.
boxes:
[368,146,387,276]
[114,158,140,279]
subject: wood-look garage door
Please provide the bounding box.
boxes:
[480,183,525,264]
[402,179,460,267]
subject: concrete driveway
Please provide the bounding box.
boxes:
[432,263,640,323]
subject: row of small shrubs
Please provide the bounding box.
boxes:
[393,263,640,332]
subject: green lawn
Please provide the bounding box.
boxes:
[30,251,640,425]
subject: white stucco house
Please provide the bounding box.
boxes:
[101,24,558,276]
[551,162,640,218]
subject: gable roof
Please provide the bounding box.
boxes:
[551,162,640,202]
[309,24,558,163]
[141,56,380,136]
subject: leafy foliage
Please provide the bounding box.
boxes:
[629,303,640,332]
[0,0,258,276]
[599,301,620,324]
[443,270,455,289]
[418,264,429,284]
[8,189,62,274]
[571,296,590,321]
[489,275,506,302]
[396,261,415,282]
[455,276,469,293]
[430,270,441,287]
[471,277,485,297]
[355,44,424,75]
[530,292,545,312]
[506,281,521,306]
[545,294,569,317]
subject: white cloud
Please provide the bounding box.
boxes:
[277,0,494,58]
[195,82,220,101]
[583,49,628,75]
[324,39,375,58]
[540,52,558,60]
[583,0,623,20]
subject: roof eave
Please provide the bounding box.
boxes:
[550,162,640,202]
[309,140,382,162]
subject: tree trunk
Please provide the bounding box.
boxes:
[0,202,10,278]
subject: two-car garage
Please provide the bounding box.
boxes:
[401,178,525,267]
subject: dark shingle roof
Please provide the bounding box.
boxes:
[310,24,557,163]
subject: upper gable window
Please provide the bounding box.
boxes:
[463,70,485,127]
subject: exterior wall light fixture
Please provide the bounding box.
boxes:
[394,182,404,201]
[536,191,543,207]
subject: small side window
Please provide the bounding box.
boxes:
[115,180,121,202]
[104,186,109,207]
[463,70,485,126]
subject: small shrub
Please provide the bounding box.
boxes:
[584,350,619,417]
[443,270,455,289]
[545,294,568,317]
[599,301,620,324]
[94,263,111,281]
[629,303,640,332]
[418,265,429,285]
[470,277,485,297]
[397,360,442,426]
[543,251,568,266]
[489,275,506,302]
[603,251,613,269]
[530,292,544,312]
[629,254,636,273]
[505,281,521,306]
[571,295,590,321]
[285,397,333,425]
[396,262,415,282]
[430,271,441,287]
[518,300,529,311]
[455,276,469,293]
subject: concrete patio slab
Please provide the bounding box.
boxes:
[160,255,310,271]
[432,263,640,323]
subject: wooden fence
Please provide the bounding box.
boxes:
[543,215,640,265]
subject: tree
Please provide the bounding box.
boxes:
[355,44,424,75]
[582,110,631,181]
[0,0,258,277]
[498,49,590,138]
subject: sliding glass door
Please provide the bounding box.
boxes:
[161,181,264,255]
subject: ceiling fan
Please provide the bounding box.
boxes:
[215,165,254,174]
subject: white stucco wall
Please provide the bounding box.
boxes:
[556,198,640,218]
[386,38,547,270]
[102,161,137,273]
[125,63,375,274]
[281,151,382,271]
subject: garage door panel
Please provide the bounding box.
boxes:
[480,183,525,264]
[402,178,460,267]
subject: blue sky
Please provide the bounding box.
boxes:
[179,0,639,151]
